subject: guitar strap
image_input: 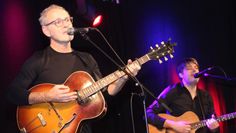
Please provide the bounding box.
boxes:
[197,90,206,120]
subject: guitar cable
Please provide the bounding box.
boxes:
[130,93,136,133]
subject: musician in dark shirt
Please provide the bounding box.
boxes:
[147,58,219,133]
[7,4,140,133]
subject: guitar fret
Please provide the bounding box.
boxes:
[81,89,86,99]
[103,77,107,83]
[202,120,207,127]
[84,87,89,97]
[92,82,97,90]
[191,120,207,129]
[88,86,92,96]
[110,74,115,79]
[88,86,93,97]
[137,55,149,65]
[114,70,123,78]
[92,83,101,92]
[99,81,104,89]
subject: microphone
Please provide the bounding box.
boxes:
[67,27,95,35]
[194,67,214,78]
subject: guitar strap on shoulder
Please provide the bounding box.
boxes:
[197,90,206,120]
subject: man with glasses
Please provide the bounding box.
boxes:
[7,4,140,133]
[146,58,219,133]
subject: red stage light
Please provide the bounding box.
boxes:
[92,15,103,27]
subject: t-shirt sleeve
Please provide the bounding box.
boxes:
[6,53,43,105]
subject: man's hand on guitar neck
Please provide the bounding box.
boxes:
[206,114,219,131]
[164,119,191,133]
[107,59,141,96]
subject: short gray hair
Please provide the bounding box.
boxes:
[38,4,68,26]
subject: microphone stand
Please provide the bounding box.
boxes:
[204,74,236,81]
[79,31,172,133]
[202,66,236,82]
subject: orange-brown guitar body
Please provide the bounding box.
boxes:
[17,71,106,133]
[148,111,200,133]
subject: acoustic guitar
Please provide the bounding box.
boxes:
[148,111,236,133]
[17,40,176,133]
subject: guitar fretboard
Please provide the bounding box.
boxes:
[191,112,236,129]
[78,54,150,99]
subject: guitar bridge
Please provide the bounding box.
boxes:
[37,113,46,126]
[19,128,27,133]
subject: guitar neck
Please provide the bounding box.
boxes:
[216,112,236,122]
[191,112,236,129]
[78,54,150,99]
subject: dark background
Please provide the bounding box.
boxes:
[1,0,235,132]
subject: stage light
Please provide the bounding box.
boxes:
[92,15,103,27]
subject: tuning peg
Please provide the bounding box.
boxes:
[170,54,174,58]
[155,44,159,48]
[150,46,155,51]
[164,56,168,61]
[161,41,164,44]
[158,59,163,64]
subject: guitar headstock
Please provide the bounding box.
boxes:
[147,39,176,63]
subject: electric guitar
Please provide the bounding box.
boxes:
[17,40,176,133]
[148,111,236,133]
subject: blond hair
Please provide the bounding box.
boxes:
[38,4,68,26]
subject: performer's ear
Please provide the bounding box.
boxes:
[42,26,51,37]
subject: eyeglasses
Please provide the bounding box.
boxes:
[44,17,73,27]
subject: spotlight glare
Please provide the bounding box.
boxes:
[92,15,103,27]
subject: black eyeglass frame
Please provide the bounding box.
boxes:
[44,17,73,27]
